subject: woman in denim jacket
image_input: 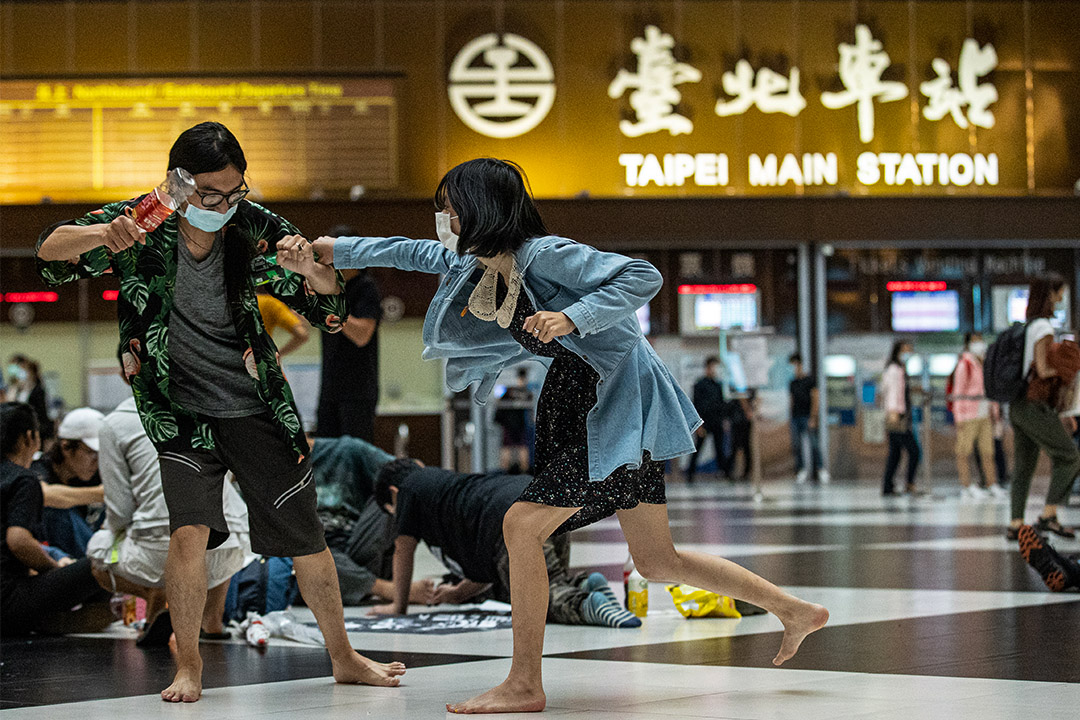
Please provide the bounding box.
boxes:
[311,159,828,714]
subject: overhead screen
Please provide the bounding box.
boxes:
[891,290,961,332]
[0,77,397,204]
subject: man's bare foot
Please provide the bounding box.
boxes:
[332,650,406,687]
[446,680,546,714]
[161,664,202,703]
[773,601,829,666]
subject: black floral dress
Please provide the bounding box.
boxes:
[503,284,666,536]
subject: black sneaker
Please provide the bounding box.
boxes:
[1035,515,1077,540]
[1018,525,1067,592]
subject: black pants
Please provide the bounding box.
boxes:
[730,422,752,479]
[316,398,376,443]
[1,558,111,636]
[882,430,921,493]
[686,423,727,481]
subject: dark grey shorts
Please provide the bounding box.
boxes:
[158,413,325,558]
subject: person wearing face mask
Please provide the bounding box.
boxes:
[310,158,828,715]
[881,340,922,496]
[5,356,54,448]
[36,122,405,702]
[950,333,1007,501]
[1007,273,1080,541]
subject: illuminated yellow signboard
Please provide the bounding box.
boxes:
[0,77,397,204]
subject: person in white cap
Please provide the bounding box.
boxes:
[87,396,251,646]
[31,407,107,557]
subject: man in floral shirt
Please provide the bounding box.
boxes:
[37,122,404,701]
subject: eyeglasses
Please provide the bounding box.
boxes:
[194,183,249,209]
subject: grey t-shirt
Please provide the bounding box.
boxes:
[169,236,264,418]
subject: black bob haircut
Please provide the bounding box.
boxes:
[1,402,39,458]
[168,121,247,177]
[434,158,549,258]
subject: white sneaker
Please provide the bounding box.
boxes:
[988,484,1009,500]
[795,469,809,484]
[818,470,831,485]
[963,485,988,500]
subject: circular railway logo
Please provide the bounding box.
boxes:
[448,33,556,139]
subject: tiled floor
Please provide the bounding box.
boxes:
[3,482,1078,718]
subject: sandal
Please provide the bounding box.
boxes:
[1036,515,1077,540]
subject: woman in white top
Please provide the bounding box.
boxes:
[881,340,922,495]
[1007,273,1080,540]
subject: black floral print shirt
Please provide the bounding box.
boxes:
[37,198,347,461]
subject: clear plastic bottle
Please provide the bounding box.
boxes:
[245,616,270,647]
[262,610,325,646]
[127,167,196,232]
[622,554,635,611]
[627,569,649,618]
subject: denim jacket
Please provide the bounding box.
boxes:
[333,234,702,482]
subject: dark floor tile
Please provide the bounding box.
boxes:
[551,600,1080,682]
[585,547,1055,592]
[0,636,489,708]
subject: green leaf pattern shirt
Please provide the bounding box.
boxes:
[36,198,347,461]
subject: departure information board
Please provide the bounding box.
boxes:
[0,77,397,204]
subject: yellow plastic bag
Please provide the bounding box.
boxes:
[666,584,742,619]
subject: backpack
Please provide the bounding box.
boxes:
[983,322,1029,403]
[223,556,299,622]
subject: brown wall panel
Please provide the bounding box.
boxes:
[319,1,384,69]
[7,3,69,74]
[132,2,195,73]
[70,2,130,74]
[196,1,256,70]
[259,1,317,71]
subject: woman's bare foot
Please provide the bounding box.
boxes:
[446,680,546,714]
[332,650,406,687]
[161,663,202,703]
[773,601,829,666]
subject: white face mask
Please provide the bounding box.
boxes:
[435,211,459,253]
[969,341,988,357]
[182,202,237,233]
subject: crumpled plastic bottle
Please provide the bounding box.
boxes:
[243,610,326,647]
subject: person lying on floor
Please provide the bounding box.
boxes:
[306,434,435,607]
[370,458,641,628]
[1,402,112,637]
[86,393,251,645]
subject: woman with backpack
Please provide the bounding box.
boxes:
[950,333,1008,501]
[881,340,922,496]
[1007,273,1080,540]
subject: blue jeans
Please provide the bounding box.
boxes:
[41,507,96,559]
[790,416,822,473]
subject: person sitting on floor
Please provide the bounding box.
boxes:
[370,458,641,628]
[32,407,107,558]
[86,394,252,644]
[1,402,112,637]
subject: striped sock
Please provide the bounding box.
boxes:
[580,572,620,606]
[581,590,641,628]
